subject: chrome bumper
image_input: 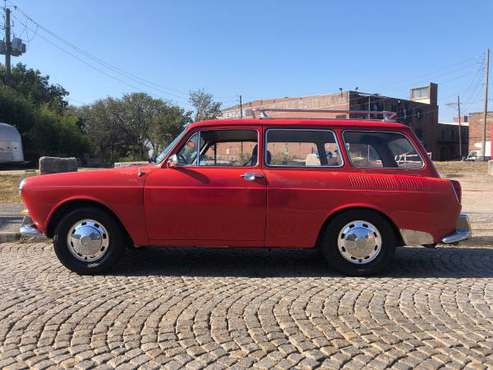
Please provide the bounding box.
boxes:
[441,214,472,244]
[19,216,42,236]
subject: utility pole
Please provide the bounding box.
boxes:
[239,95,243,158]
[4,7,11,79]
[457,96,462,160]
[239,95,243,118]
[1,7,26,83]
[482,48,490,160]
[446,96,463,160]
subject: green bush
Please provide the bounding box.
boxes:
[0,85,89,162]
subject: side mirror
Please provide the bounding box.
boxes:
[167,154,179,168]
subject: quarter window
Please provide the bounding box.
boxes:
[343,131,423,169]
[266,129,342,167]
[176,132,200,165]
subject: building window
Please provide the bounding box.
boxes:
[411,87,429,99]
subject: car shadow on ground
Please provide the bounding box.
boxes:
[112,245,493,279]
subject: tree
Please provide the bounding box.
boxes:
[0,63,89,162]
[147,101,191,158]
[189,89,222,122]
[76,98,131,163]
[78,93,191,163]
[0,85,89,161]
[0,63,69,112]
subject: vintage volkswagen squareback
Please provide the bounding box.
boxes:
[20,109,471,276]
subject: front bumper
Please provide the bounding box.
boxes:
[19,216,42,237]
[441,213,472,244]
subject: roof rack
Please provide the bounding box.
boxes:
[245,108,397,122]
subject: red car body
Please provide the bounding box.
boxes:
[21,118,467,251]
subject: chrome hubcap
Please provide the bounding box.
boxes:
[67,219,109,262]
[338,220,382,265]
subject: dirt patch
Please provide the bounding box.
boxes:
[434,161,488,176]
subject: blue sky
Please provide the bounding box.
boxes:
[6,0,492,121]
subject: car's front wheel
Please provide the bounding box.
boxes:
[321,209,396,276]
[53,207,127,274]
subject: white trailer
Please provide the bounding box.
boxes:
[0,122,24,163]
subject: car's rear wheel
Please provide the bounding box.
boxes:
[53,207,127,274]
[321,209,396,276]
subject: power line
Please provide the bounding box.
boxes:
[460,62,483,104]
[376,56,483,91]
[9,2,194,102]
[5,0,485,117]
[11,14,158,95]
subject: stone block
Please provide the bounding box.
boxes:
[39,156,78,174]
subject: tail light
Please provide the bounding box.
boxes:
[450,180,462,203]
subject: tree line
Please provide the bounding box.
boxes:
[0,64,223,165]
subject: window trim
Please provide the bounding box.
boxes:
[264,128,344,169]
[341,129,426,170]
[174,127,260,169]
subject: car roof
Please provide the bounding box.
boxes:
[188,118,409,130]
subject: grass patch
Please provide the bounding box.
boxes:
[0,175,30,203]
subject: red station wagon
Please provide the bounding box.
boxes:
[19,109,471,276]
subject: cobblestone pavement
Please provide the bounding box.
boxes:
[2,243,493,369]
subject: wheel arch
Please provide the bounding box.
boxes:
[46,198,134,246]
[315,205,404,248]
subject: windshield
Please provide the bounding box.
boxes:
[154,129,187,164]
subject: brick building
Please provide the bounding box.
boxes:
[436,120,469,161]
[221,83,457,159]
[467,112,493,158]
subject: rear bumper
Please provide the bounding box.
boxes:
[441,213,472,244]
[19,216,42,237]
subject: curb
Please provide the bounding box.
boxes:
[0,232,20,243]
[0,233,47,244]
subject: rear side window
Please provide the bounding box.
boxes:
[266,129,342,167]
[343,131,423,169]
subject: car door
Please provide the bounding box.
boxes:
[263,127,345,248]
[144,126,267,247]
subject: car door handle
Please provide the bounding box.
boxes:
[240,172,264,181]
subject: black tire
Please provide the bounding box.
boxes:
[320,209,396,276]
[53,207,127,275]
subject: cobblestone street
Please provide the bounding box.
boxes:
[2,243,493,369]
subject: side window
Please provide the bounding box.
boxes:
[176,129,258,167]
[266,129,342,167]
[343,131,424,169]
[199,129,258,167]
